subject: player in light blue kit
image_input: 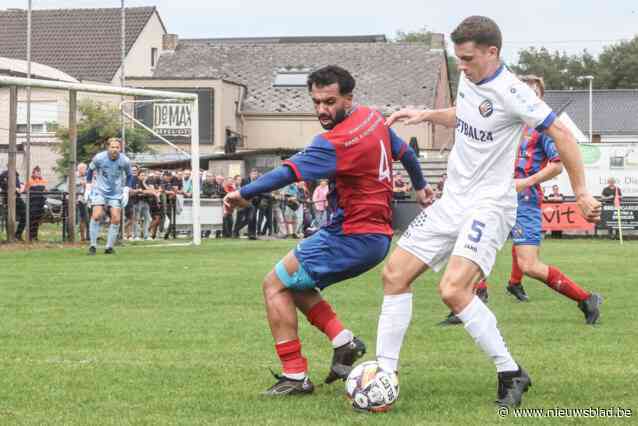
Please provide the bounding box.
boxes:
[86,138,133,255]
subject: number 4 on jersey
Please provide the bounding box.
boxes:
[378,139,391,182]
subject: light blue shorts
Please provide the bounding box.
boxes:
[91,190,122,209]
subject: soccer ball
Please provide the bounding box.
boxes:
[345,361,399,413]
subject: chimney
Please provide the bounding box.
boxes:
[162,34,178,52]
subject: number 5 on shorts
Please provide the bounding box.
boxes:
[468,220,486,243]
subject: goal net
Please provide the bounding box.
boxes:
[0,75,202,245]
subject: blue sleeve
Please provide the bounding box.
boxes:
[541,134,560,162]
[239,166,296,200]
[389,129,427,190]
[86,154,98,183]
[389,128,409,160]
[536,112,557,133]
[282,135,337,181]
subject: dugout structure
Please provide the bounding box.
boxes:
[0,75,202,245]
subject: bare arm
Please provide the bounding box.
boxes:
[544,120,601,222]
[544,121,585,197]
[516,161,563,192]
[386,107,457,128]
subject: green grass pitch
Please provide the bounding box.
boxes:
[0,239,636,425]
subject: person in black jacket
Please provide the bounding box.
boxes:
[233,169,260,239]
[0,169,27,240]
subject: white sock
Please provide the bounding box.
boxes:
[332,329,353,348]
[456,296,518,373]
[376,293,413,372]
[283,372,306,380]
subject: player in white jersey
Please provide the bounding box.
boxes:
[374,16,601,408]
[86,138,133,255]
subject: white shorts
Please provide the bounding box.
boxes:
[398,196,516,276]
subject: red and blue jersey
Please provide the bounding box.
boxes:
[514,126,560,206]
[283,106,419,236]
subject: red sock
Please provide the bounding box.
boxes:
[275,339,307,376]
[307,300,344,341]
[474,279,488,290]
[545,266,590,302]
[509,246,523,285]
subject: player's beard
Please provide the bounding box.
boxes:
[318,108,347,130]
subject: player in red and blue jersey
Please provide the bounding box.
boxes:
[439,75,602,328]
[224,65,432,395]
[504,75,602,324]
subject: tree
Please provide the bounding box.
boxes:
[53,99,150,177]
[510,47,598,90]
[596,36,638,89]
[394,26,433,44]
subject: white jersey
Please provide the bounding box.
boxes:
[445,65,555,209]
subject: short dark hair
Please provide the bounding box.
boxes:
[307,65,355,95]
[451,16,502,54]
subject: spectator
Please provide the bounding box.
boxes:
[145,172,163,239]
[258,190,275,237]
[25,166,47,241]
[0,169,27,240]
[182,169,193,197]
[546,184,564,203]
[601,177,621,205]
[312,179,330,227]
[160,171,178,239]
[201,173,218,198]
[132,170,152,240]
[124,164,139,239]
[393,174,411,200]
[283,182,300,238]
[271,189,287,238]
[601,177,622,239]
[222,177,236,237]
[233,169,260,239]
[233,174,242,189]
[214,175,227,198]
[72,162,89,241]
[295,181,309,237]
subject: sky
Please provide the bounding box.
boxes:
[3,0,638,64]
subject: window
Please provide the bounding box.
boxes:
[273,71,309,87]
[151,47,158,67]
[17,101,59,134]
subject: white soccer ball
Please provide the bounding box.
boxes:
[345,360,399,413]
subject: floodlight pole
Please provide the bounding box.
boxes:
[588,77,593,144]
[68,91,77,243]
[121,0,126,152]
[25,0,32,242]
[7,86,18,242]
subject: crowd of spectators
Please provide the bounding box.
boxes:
[70,165,337,241]
[6,162,629,243]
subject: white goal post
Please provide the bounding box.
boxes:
[0,75,202,245]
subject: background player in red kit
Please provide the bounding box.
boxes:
[439,74,602,327]
[224,65,431,395]
[504,74,602,323]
